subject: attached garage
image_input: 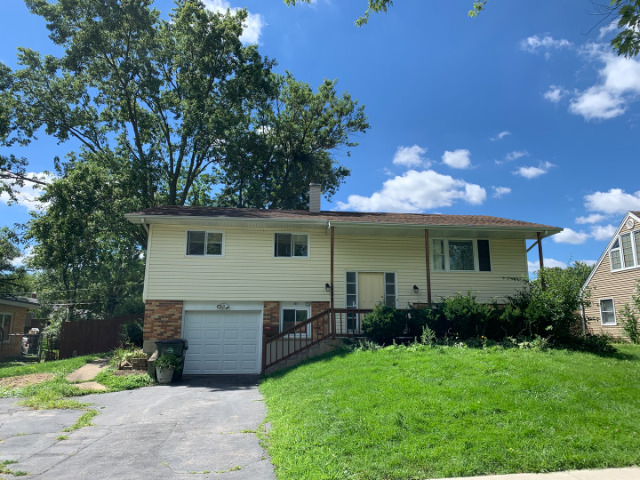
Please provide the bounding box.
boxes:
[182,309,262,374]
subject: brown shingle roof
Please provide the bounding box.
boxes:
[126,206,560,230]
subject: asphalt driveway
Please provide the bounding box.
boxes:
[0,375,275,479]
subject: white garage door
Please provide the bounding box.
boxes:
[183,310,261,374]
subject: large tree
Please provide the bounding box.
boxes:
[0,227,30,295]
[285,0,640,58]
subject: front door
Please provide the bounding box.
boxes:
[357,272,385,309]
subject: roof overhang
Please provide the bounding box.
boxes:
[125,213,562,240]
[0,298,40,310]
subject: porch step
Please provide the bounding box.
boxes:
[264,338,344,375]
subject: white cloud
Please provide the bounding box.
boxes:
[505,150,529,162]
[584,188,640,214]
[0,172,53,211]
[492,186,511,198]
[590,224,617,241]
[528,258,568,273]
[336,169,486,213]
[513,161,553,179]
[575,213,608,224]
[392,145,428,168]
[442,149,471,169]
[552,228,589,245]
[599,22,619,40]
[490,131,511,141]
[569,48,640,120]
[543,85,568,103]
[202,0,264,44]
[521,35,572,54]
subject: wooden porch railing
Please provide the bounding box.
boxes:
[262,308,373,372]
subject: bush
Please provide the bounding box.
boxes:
[121,320,144,348]
[361,305,407,345]
[441,292,494,339]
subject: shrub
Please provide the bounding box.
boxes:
[361,305,407,345]
[441,292,493,339]
[619,280,640,344]
[121,320,144,348]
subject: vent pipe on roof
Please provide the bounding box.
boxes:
[309,183,321,213]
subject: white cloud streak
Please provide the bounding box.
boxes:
[521,35,572,54]
[575,213,608,224]
[490,131,511,141]
[552,228,589,245]
[543,85,568,103]
[590,224,617,241]
[513,161,554,179]
[492,186,511,198]
[0,172,53,211]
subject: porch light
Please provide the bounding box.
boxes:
[413,285,419,294]
[325,283,332,293]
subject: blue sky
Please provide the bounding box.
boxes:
[2,0,640,273]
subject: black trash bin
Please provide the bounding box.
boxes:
[155,339,189,381]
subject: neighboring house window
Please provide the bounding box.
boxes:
[281,304,310,334]
[186,231,224,256]
[432,239,491,272]
[599,299,616,325]
[274,233,308,257]
[0,313,11,343]
[610,229,640,271]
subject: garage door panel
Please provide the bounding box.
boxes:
[183,310,261,374]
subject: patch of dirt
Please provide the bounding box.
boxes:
[0,373,54,389]
[113,369,148,376]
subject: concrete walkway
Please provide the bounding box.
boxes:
[432,466,640,479]
[64,358,108,391]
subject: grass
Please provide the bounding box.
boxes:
[0,354,154,407]
[0,460,27,477]
[260,343,640,480]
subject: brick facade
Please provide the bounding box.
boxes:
[0,304,28,358]
[143,300,183,352]
[263,301,280,337]
[311,302,330,317]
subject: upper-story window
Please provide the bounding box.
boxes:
[432,239,491,272]
[610,229,640,271]
[274,233,308,257]
[186,231,224,256]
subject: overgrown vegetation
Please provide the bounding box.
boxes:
[362,262,601,350]
[261,344,640,479]
[620,279,640,344]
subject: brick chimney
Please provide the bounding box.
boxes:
[309,183,321,213]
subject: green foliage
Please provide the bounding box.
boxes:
[0,227,30,295]
[611,0,640,58]
[155,353,179,370]
[361,304,408,345]
[93,369,154,390]
[284,0,393,26]
[110,347,147,369]
[620,280,640,344]
[121,321,144,348]
[441,292,494,339]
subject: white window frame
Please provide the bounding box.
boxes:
[280,303,311,336]
[274,233,309,258]
[185,230,225,257]
[431,239,492,272]
[599,298,617,326]
[610,228,640,272]
[0,313,12,344]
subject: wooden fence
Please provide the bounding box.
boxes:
[59,315,143,358]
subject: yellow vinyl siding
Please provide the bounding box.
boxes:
[145,225,529,305]
[332,235,527,307]
[144,224,331,302]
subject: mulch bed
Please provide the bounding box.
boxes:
[0,373,54,388]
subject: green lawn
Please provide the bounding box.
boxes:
[260,344,640,480]
[0,354,153,409]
